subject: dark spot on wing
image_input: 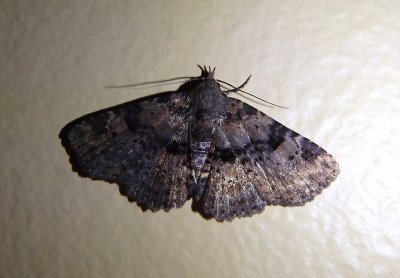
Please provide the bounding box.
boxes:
[300,137,324,161]
[242,103,258,116]
[155,94,171,103]
[240,156,251,164]
[225,110,244,123]
[234,110,243,121]
[266,122,287,151]
[166,141,187,155]
[215,148,236,162]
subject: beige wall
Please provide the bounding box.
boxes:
[1,1,399,277]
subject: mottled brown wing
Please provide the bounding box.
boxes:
[59,91,192,211]
[202,98,340,221]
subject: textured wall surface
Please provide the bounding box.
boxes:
[1,1,399,277]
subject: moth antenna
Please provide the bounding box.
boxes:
[105,76,194,90]
[221,75,252,93]
[237,89,290,109]
[216,77,289,109]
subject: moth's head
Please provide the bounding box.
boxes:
[198,65,216,80]
[177,65,218,92]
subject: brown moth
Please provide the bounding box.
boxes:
[59,66,339,221]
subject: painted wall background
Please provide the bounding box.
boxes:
[1,1,399,277]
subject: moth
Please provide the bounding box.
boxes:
[59,66,339,221]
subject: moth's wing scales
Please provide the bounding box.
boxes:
[202,98,340,221]
[59,91,192,211]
